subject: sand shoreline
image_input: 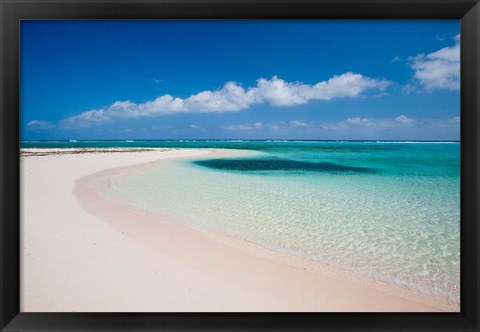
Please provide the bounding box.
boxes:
[21,148,459,312]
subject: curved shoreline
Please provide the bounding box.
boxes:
[75,148,458,312]
[20,147,459,312]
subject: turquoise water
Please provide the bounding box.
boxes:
[24,141,460,302]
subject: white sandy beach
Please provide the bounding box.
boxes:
[20,148,459,312]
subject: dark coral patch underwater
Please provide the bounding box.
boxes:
[193,158,377,174]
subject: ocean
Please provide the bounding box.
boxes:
[22,140,460,302]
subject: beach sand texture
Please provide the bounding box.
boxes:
[20,148,459,312]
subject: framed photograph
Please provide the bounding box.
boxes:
[1,0,479,331]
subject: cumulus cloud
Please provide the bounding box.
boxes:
[346,117,375,126]
[253,122,264,129]
[27,120,56,130]
[409,35,460,91]
[223,123,256,131]
[321,117,372,130]
[224,121,282,131]
[58,72,390,128]
[344,117,399,128]
[395,115,415,125]
[321,115,461,133]
[289,120,309,127]
[322,115,416,131]
[253,73,390,106]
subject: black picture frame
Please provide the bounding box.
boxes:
[1,0,479,331]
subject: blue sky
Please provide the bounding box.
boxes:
[21,20,460,140]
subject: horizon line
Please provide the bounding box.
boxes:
[20,139,461,142]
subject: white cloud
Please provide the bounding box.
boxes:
[401,83,416,95]
[345,117,372,126]
[58,72,391,128]
[265,123,281,130]
[323,115,415,131]
[27,120,55,130]
[322,115,458,132]
[190,124,200,129]
[289,120,309,127]
[253,122,263,129]
[320,122,347,130]
[344,117,392,128]
[223,123,255,131]
[409,35,460,91]
[253,73,390,107]
[392,56,401,62]
[395,115,415,125]
[223,121,282,131]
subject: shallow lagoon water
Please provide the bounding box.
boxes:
[98,141,460,303]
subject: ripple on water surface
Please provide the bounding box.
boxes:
[101,143,460,303]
